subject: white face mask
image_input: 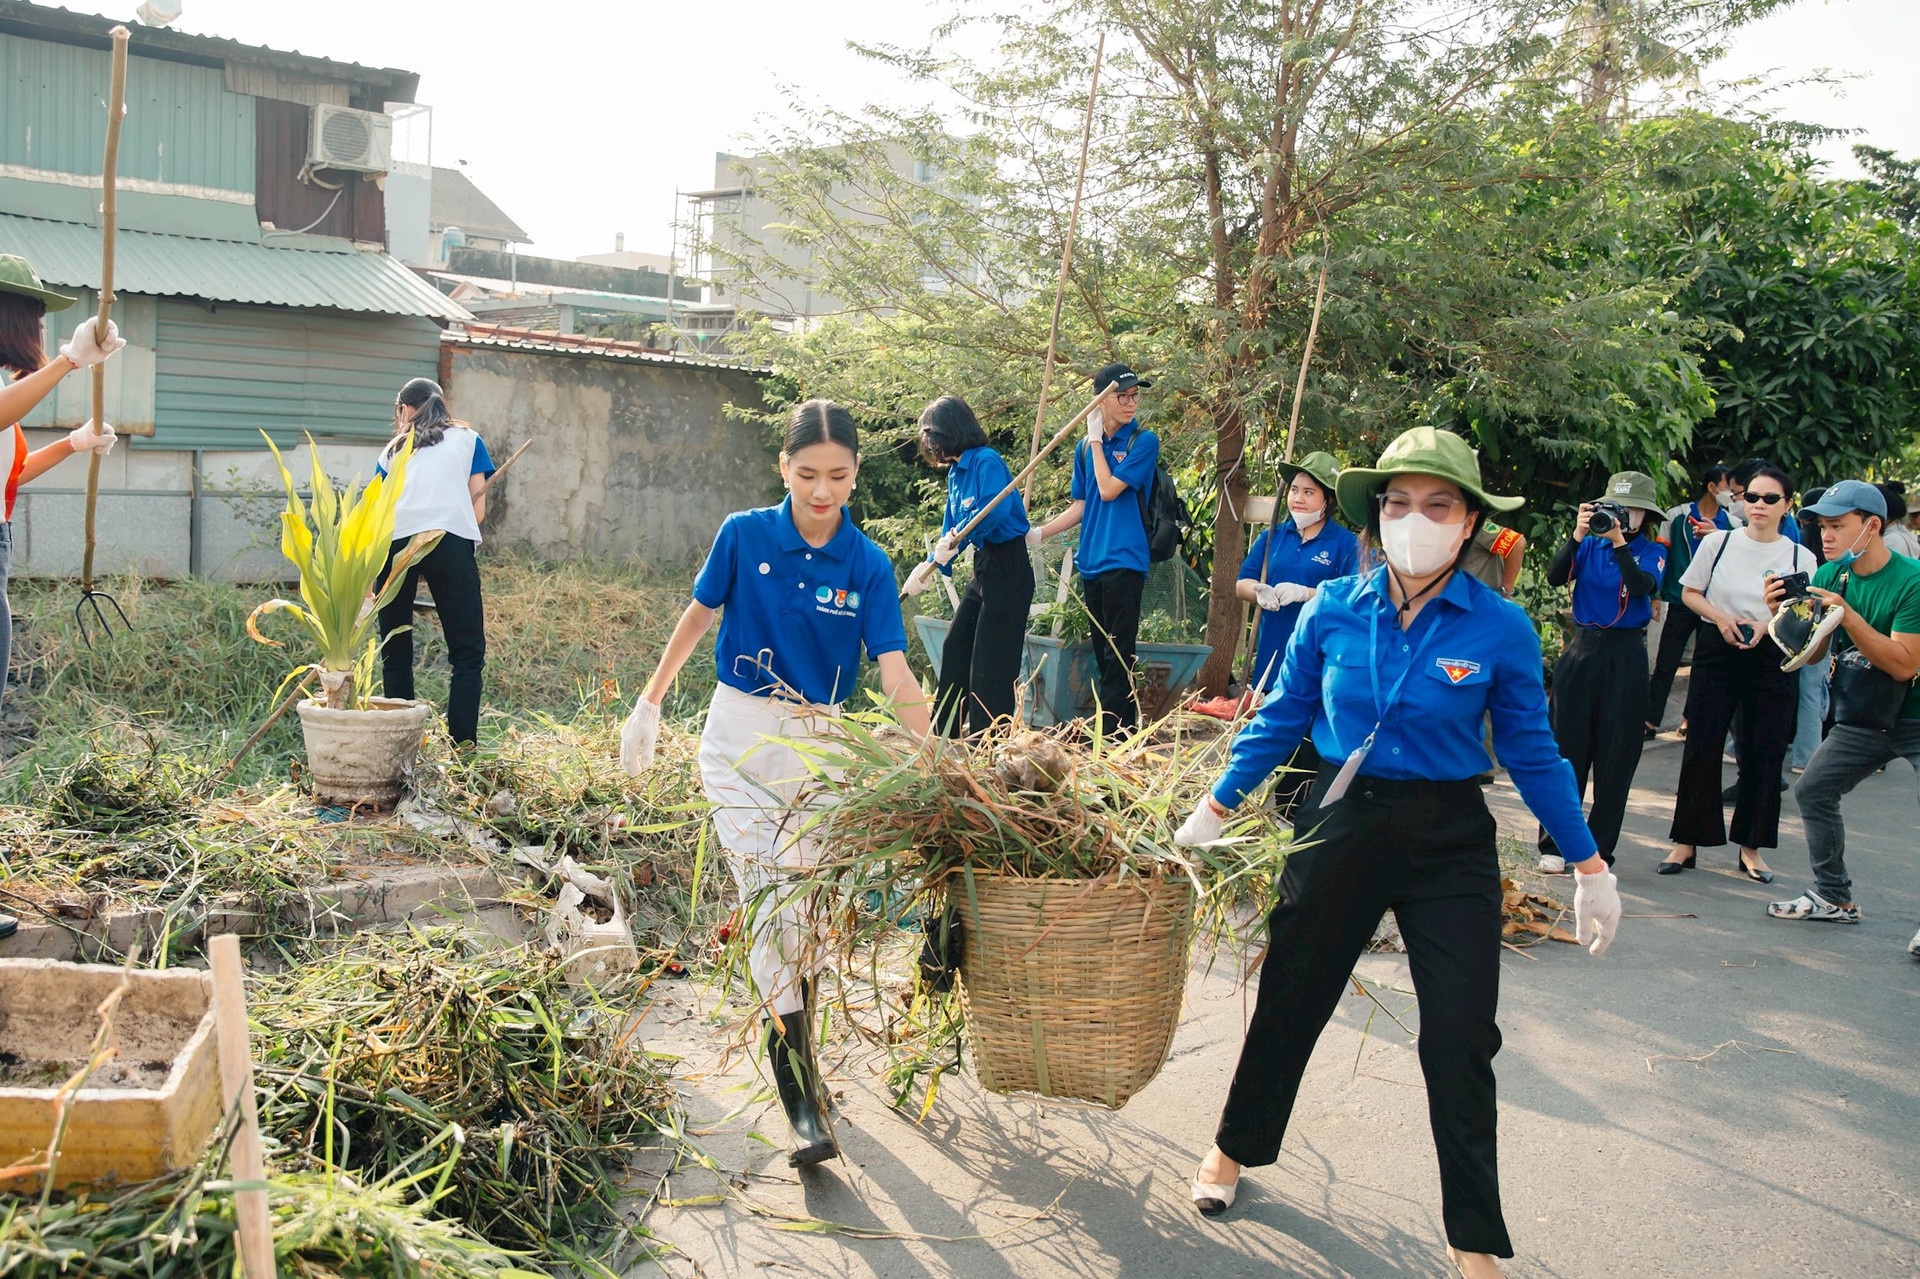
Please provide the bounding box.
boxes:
[1729,496,1748,521]
[1290,505,1324,530]
[1380,512,1465,577]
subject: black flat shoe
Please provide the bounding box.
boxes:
[1736,854,1775,884]
[1656,855,1697,875]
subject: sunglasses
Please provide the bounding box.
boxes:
[1746,492,1788,507]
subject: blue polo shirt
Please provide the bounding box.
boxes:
[692,498,908,706]
[1239,520,1361,691]
[1681,501,1730,553]
[1213,566,1599,862]
[1069,419,1160,576]
[1568,534,1666,629]
[936,446,1029,574]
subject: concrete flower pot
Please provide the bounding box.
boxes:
[296,696,432,809]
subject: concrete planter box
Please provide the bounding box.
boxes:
[0,961,221,1191]
[914,616,1212,727]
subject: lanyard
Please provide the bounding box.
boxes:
[1324,589,1447,807]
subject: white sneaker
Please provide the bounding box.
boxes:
[1767,890,1861,924]
[1537,854,1567,875]
[1907,924,1920,959]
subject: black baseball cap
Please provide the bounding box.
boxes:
[1092,363,1152,394]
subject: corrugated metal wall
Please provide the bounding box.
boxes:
[154,301,440,448]
[0,33,254,193]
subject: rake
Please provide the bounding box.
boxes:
[75,25,132,647]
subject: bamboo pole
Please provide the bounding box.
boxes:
[1244,253,1332,686]
[209,934,274,1279]
[1022,33,1105,503]
[81,27,129,595]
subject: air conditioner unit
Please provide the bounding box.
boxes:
[308,104,393,174]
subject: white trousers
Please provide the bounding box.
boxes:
[697,684,838,1017]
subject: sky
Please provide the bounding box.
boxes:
[71,0,1920,262]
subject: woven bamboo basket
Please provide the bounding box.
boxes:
[954,870,1197,1108]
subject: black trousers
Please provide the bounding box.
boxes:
[1081,568,1145,736]
[1268,738,1323,823]
[1669,627,1794,849]
[1539,626,1648,863]
[1216,770,1511,1258]
[1646,608,1699,728]
[378,535,487,746]
[934,538,1036,736]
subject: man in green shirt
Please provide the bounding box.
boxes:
[1761,481,1920,954]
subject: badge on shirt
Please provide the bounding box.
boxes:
[1435,657,1482,684]
[813,585,861,616]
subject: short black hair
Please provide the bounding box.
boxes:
[1700,464,1731,493]
[1876,482,1909,524]
[917,395,989,463]
[1730,458,1773,488]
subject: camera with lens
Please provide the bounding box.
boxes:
[1587,500,1630,535]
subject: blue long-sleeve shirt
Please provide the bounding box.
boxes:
[1214,565,1599,862]
[935,446,1030,574]
[1239,520,1361,692]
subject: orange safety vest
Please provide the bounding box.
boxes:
[3,423,23,522]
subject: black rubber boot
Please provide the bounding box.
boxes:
[765,1003,836,1167]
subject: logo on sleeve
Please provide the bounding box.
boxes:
[1435,657,1482,684]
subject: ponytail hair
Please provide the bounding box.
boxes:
[782,398,858,457]
[393,377,460,451]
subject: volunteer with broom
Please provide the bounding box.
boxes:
[1234,450,1358,818]
[375,378,494,748]
[0,255,124,941]
[902,395,1035,735]
[1173,427,1619,1279]
[618,399,932,1168]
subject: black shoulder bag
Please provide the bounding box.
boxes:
[1829,569,1915,733]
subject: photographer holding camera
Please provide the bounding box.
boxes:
[1660,464,1813,882]
[1537,473,1668,872]
[1760,482,1920,952]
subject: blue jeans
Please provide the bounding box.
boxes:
[1789,659,1827,769]
[1794,721,1920,904]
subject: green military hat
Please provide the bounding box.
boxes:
[1335,426,1525,528]
[1597,470,1662,514]
[0,255,76,311]
[1277,450,1340,498]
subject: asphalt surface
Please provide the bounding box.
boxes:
[628,695,1920,1279]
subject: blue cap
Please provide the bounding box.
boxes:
[1804,479,1888,520]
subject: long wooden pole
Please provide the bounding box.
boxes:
[1022,33,1105,503]
[1245,253,1332,685]
[209,934,275,1279]
[81,27,129,594]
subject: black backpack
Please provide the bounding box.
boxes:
[1135,463,1191,564]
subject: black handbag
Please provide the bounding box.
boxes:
[1829,573,1915,732]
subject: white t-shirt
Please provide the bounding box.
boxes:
[381,425,494,545]
[1680,528,1812,624]
[1884,525,1920,559]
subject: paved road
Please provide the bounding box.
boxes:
[629,731,1920,1279]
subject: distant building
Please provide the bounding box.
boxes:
[579,234,672,276]
[0,0,468,579]
[425,165,530,266]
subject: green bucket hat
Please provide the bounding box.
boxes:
[0,255,76,311]
[1597,470,1662,514]
[1335,426,1524,528]
[1277,450,1340,501]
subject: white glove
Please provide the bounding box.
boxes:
[1173,797,1226,848]
[903,559,940,597]
[58,317,125,369]
[1272,582,1314,606]
[1573,868,1621,956]
[1024,527,1043,549]
[1086,407,1105,445]
[65,419,116,455]
[619,697,660,776]
[932,531,960,567]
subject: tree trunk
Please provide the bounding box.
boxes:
[1196,397,1250,696]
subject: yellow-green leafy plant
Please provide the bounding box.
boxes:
[247,432,441,709]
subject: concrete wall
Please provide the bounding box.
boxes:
[444,346,774,565]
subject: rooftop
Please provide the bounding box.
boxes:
[430,167,529,245]
[445,323,764,373]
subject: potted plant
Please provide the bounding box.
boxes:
[247,433,442,808]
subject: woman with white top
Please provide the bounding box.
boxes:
[375,378,495,747]
[1661,464,1813,881]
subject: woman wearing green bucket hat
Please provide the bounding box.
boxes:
[1234,450,1359,818]
[0,255,126,942]
[1174,426,1620,1277]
